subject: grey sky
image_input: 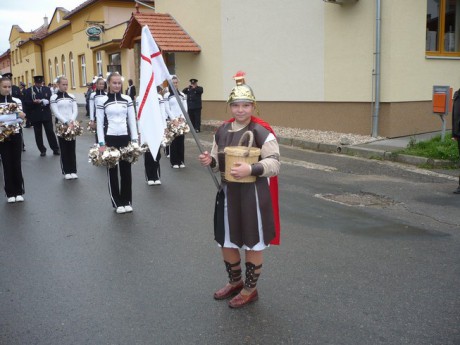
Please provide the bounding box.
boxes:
[0,1,83,54]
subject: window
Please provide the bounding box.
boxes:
[80,54,87,86]
[427,0,460,56]
[165,53,176,74]
[55,57,59,78]
[107,52,121,74]
[48,59,53,82]
[96,51,103,76]
[61,55,66,76]
[69,52,76,88]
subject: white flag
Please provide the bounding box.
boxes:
[137,25,171,159]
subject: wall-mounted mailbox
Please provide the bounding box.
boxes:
[432,85,452,115]
[432,85,453,140]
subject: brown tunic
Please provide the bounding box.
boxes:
[213,121,279,248]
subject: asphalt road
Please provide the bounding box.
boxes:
[1,115,459,345]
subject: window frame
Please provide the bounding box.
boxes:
[69,52,76,89]
[107,52,121,75]
[96,51,103,77]
[426,0,460,57]
[79,54,87,87]
[48,59,53,83]
[61,54,66,77]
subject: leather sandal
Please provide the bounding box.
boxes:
[214,260,243,300]
[214,281,244,300]
[228,262,262,308]
[228,289,258,308]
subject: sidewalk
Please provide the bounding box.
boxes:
[201,123,458,176]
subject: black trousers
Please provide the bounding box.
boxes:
[170,135,185,166]
[33,120,59,153]
[144,148,161,181]
[188,108,202,131]
[58,137,77,174]
[105,135,132,208]
[457,141,460,186]
[0,133,24,197]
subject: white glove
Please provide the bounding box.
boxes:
[41,99,50,106]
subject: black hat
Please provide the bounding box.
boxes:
[190,78,198,83]
[33,75,44,83]
[2,72,13,79]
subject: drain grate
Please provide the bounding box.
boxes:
[315,192,397,208]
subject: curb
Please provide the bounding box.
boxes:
[201,123,453,168]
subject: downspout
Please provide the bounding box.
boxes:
[372,0,381,137]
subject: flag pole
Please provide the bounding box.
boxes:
[166,79,220,190]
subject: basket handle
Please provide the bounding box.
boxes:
[238,130,254,147]
[237,131,254,157]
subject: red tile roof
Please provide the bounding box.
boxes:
[120,12,201,53]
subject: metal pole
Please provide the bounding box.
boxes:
[441,114,446,141]
[372,0,381,138]
[166,79,220,190]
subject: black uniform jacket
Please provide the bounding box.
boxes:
[182,86,203,109]
[24,86,53,123]
[452,89,460,139]
[11,85,21,99]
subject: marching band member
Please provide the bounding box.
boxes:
[96,72,138,214]
[164,76,187,169]
[144,86,167,185]
[0,76,26,203]
[50,76,79,180]
[88,77,107,141]
[24,75,60,157]
[199,72,281,308]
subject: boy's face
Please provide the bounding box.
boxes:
[230,102,254,124]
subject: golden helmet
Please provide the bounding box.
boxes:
[227,71,256,104]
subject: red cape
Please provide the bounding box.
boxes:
[226,116,281,245]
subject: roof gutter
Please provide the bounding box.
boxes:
[134,0,155,11]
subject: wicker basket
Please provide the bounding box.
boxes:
[224,131,261,183]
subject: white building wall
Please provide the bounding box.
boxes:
[160,0,460,104]
[384,0,460,102]
[157,0,324,102]
[324,1,375,102]
[156,0,223,100]
[325,0,460,103]
[221,0,325,102]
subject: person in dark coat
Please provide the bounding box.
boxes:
[126,79,137,100]
[452,88,460,194]
[183,78,203,132]
[24,75,60,156]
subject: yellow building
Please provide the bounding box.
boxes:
[9,0,155,103]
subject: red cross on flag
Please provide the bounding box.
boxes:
[137,25,171,159]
